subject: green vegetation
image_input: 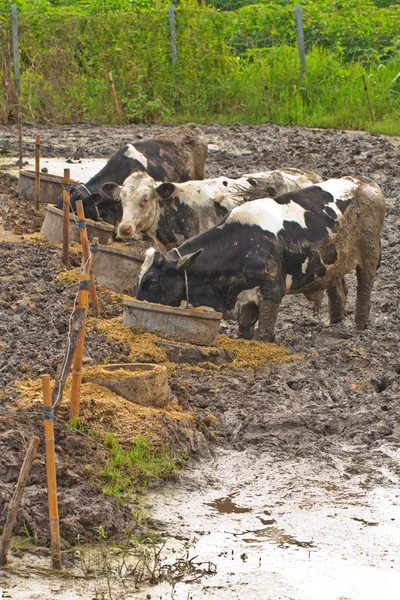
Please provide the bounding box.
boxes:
[0,0,399,132]
[102,433,184,500]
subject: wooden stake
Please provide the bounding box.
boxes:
[75,200,99,317]
[69,274,90,420]
[108,71,122,121]
[295,5,306,75]
[362,75,375,123]
[264,84,272,122]
[42,375,62,571]
[35,134,40,209]
[0,436,40,566]
[18,111,23,170]
[62,168,70,267]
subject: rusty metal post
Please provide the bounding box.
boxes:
[35,135,40,209]
[62,168,70,266]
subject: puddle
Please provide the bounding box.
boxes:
[207,494,252,514]
[242,524,315,548]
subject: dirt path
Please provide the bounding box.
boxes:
[0,122,399,599]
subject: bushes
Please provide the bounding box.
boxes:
[0,1,399,131]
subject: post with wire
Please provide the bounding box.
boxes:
[35,135,40,209]
[62,168,70,267]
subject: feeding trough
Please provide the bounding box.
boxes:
[94,245,144,296]
[83,363,168,408]
[17,170,76,205]
[123,299,223,347]
[40,205,115,245]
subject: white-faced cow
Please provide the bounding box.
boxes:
[56,124,207,226]
[102,168,323,247]
[136,177,385,341]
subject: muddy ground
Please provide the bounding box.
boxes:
[0,122,399,598]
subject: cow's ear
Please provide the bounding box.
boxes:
[177,249,203,271]
[101,182,122,201]
[153,251,166,267]
[83,193,102,206]
[155,183,176,201]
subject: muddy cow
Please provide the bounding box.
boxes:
[56,124,208,225]
[102,168,323,246]
[136,177,385,341]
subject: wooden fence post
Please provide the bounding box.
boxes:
[42,375,62,571]
[264,84,272,122]
[75,200,99,317]
[362,75,375,123]
[0,436,40,566]
[295,5,306,75]
[11,4,20,98]
[168,5,177,65]
[108,71,122,121]
[69,274,90,420]
[35,135,40,210]
[62,168,70,267]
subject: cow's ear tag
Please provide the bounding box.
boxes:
[177,249,203,271]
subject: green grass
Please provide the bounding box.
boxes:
[101,433,185,501]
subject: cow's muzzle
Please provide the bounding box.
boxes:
[118,223,135,238]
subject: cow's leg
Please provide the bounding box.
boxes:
[256,279,285,342]
[238,302,259,340]
[327,278,347,324]
[355,266,376,330]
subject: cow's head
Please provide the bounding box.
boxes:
[136,247,203,306]
[102,172,158,239]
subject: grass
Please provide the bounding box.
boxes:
[101,433,185,500]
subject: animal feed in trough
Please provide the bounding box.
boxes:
[40,205,114,245]
[123,299,223,346]
[82,363,168,408]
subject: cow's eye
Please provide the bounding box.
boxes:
[140,198,148,208]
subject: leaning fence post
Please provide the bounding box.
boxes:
[0,436,40,566]
[35,135,40,210]
[75,200,99,317]
[69,274,90,420]
[362,75,375,123]
[108,71,122,121]
[168,5,177,65]
[264,84,272,122]
[42,375,62,571]
[62,168,70,267]
[11,4,20,99]
[18,112,23,169]
[295,5,306,75]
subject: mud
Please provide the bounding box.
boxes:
[0,122,400,598]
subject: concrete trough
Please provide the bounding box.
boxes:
[94,245,144,297]
[17,169,76,205]
[40,205,115,245]
[123,299,223,346]
[83,363,168,408]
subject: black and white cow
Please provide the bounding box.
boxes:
[56,124,208,225]
[102,168,323,246]
[136,177,385,341]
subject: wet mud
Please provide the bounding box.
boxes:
[0,122,400,598]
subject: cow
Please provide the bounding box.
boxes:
[56,124,208,226]
[102,168,323,246]
[135,177,385,342]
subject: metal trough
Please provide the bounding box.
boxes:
[83,363,168,408]
[123,299,223,347]
[40,205,115,245]
[95,245,144,297]
[17,170,76,205]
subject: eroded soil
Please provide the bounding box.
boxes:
[0,122,400,598]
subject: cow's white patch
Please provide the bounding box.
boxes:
[124,144,148,170]
[226,198,307,234]
[285,274,293,291]
[318,178,357,200]
[236,287,261,307]
[138,248,156,283]
[301,257,309,273]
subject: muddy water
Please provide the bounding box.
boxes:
[137,449,400,600]
[0,156,107,180]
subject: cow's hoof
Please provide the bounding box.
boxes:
[238,327,254,340]
[255,331,274,343]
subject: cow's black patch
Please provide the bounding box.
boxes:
[336,198,351,214]
[274,186,334,211]
[324,205,337,219]
[214,201,228,218]
[321,243,338,265]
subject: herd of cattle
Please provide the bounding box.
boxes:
[57,124,386,341]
